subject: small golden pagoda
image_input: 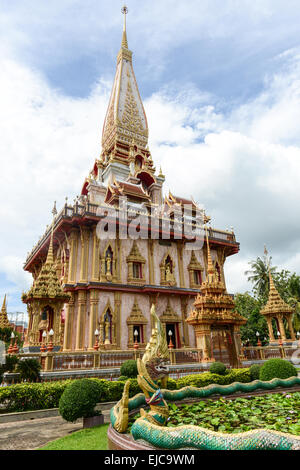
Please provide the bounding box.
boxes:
[186,228,246,366]
[260,270,296,343]
[0,295,11,329]
[22,207,70,351]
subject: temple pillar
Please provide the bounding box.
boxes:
[79,227,90,283]
[68,229,79,284]
[232,324,243,366]
[180,296,189,347]
[194,323,213,361]
[286,315,296,341]
[75,291,87,351]
[148,239,154,285]
[114,292,121,348]
[63,292,75,351]
[266,317,276,342]
[88,289,99,350]
[278,314,287,341]
[177,241,185,288]
[91,227,100,282]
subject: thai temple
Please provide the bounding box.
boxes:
[22,9,246,366]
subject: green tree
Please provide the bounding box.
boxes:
[245,255,276,299]
[0,327,23,350]
[234,293,269,345]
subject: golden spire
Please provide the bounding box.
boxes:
[121,5,128,49]
[205,225,215,276]
[1,295,6,312]
[0,294,10,328]
[45,202,57,265]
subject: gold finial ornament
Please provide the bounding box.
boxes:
[121,5,129,49]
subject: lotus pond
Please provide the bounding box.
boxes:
[128,392,300,435]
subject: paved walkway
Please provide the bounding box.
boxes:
[0,410,110,450]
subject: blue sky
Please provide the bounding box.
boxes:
[1,0,300,314]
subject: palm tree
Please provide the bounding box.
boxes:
[287,274,300,333]
[245,255,276,298]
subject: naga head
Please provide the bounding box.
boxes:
[138,304,170,383]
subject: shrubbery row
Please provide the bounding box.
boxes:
[0,368,250,412]
[0,359,297,413]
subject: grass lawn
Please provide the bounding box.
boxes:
[39,424,109,450]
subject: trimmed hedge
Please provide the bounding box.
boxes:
[209,362,227,375]
[0,367,278,413]
[176,369,251,389]
[259,359,297,381]
[120,360,138,378]
[59,379,102,422]
[250,364,261,381]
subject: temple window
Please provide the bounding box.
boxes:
[133,325,142,343]
[126,298,147,348]
[187,250,203,288]
[193,270,202,286]
[126,241,146,285]
[103,309,112,344]
[135,156,143,171]
[160,253,176,286]
[133,262,142,279]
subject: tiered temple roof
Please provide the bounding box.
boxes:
[260,271,293,317]
[187,229,246,325]
[22,228,69,303]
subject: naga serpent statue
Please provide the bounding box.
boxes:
[110,305,300,450]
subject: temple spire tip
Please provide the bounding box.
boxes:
[121,5,129,49]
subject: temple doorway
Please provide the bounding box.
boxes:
[210,325,238,367]
[166,323,180,349]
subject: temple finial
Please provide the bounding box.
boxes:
[1,295,6,312]
[46,203,56,265]
[121,5,128,49]
[205,225,215,275]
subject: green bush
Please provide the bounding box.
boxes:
[117,376,128,381]
[16,358,41,382]
[120,360,138,378]
[0,380,73,412]
[59,379,102,422]
[209,362,227,375]
[259,359,297,381]
[250,364,261,381]
[176,369,251,389]
[3,355,20,373]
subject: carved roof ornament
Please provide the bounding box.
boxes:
[102,5,149,153]
[126,298,148,325]
[187,250,203,272]
[127,240,146,264]
[0,295,11,328]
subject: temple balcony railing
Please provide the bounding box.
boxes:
[6,344,300,378]
[242,345,299,361]
[24,200,238,267]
